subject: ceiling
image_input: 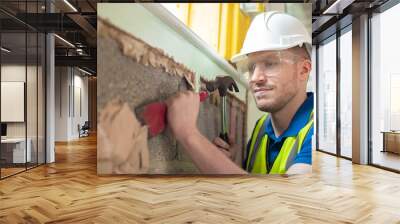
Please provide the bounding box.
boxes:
[311,0,391,44]
[1,0,398,75]
[0,0,99,74]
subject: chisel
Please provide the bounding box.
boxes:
[136,91,209,137]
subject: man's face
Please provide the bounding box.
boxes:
[247,50,303,113]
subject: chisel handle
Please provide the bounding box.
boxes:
[199,91,208,102]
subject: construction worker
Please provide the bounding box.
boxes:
[166,11,313,174]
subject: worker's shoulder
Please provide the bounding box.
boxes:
[248,113,269,138]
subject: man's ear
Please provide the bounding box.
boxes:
[298,59,311,81]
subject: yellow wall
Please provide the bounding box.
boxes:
[163,3,253,61]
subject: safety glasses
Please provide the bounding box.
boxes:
[235,51,301,81]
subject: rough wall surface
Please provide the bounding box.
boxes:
[98,18,246,174]
[197,85,247,166]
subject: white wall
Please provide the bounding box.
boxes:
[1,82,25,122]
[1,64,46,164]
[1,66,26,136]
[1,65,26,141]
[1,65,33,138]
[1,65,26,81]
[55,67,89,141]
[55,67,68,141]
[71,72,89,138]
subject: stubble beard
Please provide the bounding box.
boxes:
[254,88,297,113]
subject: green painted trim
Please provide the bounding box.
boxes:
[98,3,247,100]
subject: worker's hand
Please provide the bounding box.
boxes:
[166,91,201,142]
[213,134,237,160]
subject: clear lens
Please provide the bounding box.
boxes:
[235,51,298,81]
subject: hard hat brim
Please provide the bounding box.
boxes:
[230,52,247,64]
[230,42,312,64]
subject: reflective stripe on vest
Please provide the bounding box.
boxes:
[246,110,314,174]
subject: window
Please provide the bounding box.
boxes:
[371,2,400,171]
[339,28,352,158]
[317,36,337,154]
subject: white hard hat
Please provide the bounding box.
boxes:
[231,11,312,64]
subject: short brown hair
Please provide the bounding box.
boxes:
[290,45,311,61]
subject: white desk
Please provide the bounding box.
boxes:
[1,138,31,163]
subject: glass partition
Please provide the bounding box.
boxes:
[27,30,38,169]
[1,30,28,177]
[0,1,46,179]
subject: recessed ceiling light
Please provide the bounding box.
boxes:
[54,34,75,48]
[63,0,78,12]
[1,47,11,53]
[77,67,93,76]
[322,0,354,15]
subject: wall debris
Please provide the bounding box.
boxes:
[98,99,149,174]
[98,18,195,89]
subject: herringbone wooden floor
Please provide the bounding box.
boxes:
[1,135,400,223]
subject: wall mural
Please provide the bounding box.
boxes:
[97,18,247,174]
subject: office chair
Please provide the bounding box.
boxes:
[79,121,90,138]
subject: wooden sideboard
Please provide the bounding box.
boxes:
[382,131,400,154]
